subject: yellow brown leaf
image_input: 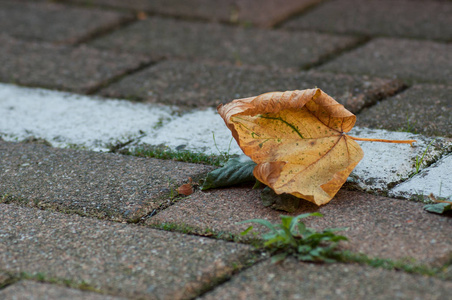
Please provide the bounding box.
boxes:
[218,88,364,205]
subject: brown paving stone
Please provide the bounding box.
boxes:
[283,0,452,41]
[147,188,452,265]
[356,84,452,138]
[0,35,150,93]
[100,60,404,112]
[89,16,359,69]
[318,38,452,84]
[0,281,126,300]
[201,258,452,300]
[0,1,133,44]
[65,0,320,28]
[0,140,213,222]
[0,204,254,299]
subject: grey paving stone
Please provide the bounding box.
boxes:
[0,140,213,222]
[283,0,452,41]
[90,17,359,69]
[200,258,452,300]
[100,60,404,112]
[65,0,320,28]
[0,1,132,44]
[0,281,126,300]
[147,189,452,265]
[0,204,254,299]
[356,84,452,137]
[0,35,150,93]
[318,38,452,84]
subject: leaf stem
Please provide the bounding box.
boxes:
[348,135,416,146]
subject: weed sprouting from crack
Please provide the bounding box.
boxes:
[237,213,448,278]
[397,116,417,134]
[212,132,234,165]
[239,213,347,263]
[412,138,437,176]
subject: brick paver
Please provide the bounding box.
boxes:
[66,0,320,27]
[0,0,132,44]
[100,60,404,111]
[283,0,452,41]
[318,38,452,84]
[201,258,452,300]
[0,204,254,299]
[0,281,126,300]
[90,16,359,69]
[0,140,213,222]
[148,189,452,265]
[356,84,452,137]
[0,35,150,93]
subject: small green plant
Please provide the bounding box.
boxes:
[239,213,348,263]
[413,138,436,175]
[212,132,234,164]
[397,116,417,134]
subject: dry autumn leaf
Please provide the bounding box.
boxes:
[177,177,194,196]
[218,88,414,206]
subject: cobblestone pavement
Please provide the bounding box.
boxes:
[0,0,451,299]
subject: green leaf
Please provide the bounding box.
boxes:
[328,235,348,242]
[309,247,322,257]
[289,212,322,233]
[278,225,298,246]
[297,222,306,236]
[271,252,288,264]
[240,226,254,236]
[297,254,315,261]
[280,215,293,229]
[324,227,348,233]
[424,202,452,214]
[298,245,312,254]
[202,158,256,190]
[237,219,278,234]
[264,236,286,247]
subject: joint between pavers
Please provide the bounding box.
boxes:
[70,15,137,46]
[352,80,409,114]
[194,253,269,298]
[55,0,142,15]
[86,59,158,95]
[0,270,16,290]
[302,36,372,71]
[272,0,326,29]
[2,271,106,295]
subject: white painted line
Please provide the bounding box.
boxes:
[348,127,449,193]
[1,83,450,200]
[0,83,172,151]
[142,108,243,155]
[389,154,452,201]
[141,106,450,193]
